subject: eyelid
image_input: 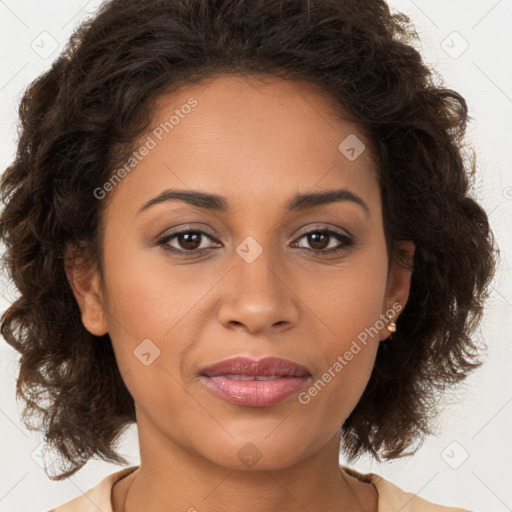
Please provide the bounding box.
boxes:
[294,222,353,239]
[157,223,219,240]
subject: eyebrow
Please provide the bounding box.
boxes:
[138,187,370,218]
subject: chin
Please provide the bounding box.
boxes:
[200,432,318,472]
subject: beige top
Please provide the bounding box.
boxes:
[48,465,472,512]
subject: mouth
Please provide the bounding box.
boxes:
[199,356,312,407]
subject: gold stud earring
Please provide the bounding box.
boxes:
[386,320,396,333]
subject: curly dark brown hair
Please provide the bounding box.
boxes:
[0,0,498,480]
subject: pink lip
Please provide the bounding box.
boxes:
[199,356,312,407]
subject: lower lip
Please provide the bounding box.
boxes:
[200,375,311,407]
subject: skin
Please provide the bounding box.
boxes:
[66,73,415,512]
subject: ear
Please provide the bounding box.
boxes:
[64,243,109,337]
[379,240,415,340]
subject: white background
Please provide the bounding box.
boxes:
[0,1,511,511]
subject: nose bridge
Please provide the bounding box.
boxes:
[217,233,298,332]
[233,233,285,298]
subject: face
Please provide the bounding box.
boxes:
[68,74,414,471]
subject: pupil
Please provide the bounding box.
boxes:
[180,232,201,250]
[309,233,328,250]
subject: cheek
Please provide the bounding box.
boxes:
[101,235,204,342]
[294,253,387,403]
[121,364,194,416]
[100,240,217,402]
[297,253,388,343]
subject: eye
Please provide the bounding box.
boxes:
[156,227,354,257]
[156,229,220,254]
[292,228,354,255]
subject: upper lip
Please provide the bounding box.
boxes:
[200,356,311,377]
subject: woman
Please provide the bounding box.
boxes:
[0,0,498,511]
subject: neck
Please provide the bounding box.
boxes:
[113,414,377,512]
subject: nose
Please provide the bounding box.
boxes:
[217,242,300,336]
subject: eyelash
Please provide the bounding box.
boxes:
[156,227,354,257]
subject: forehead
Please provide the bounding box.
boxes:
[105,73,380,218]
